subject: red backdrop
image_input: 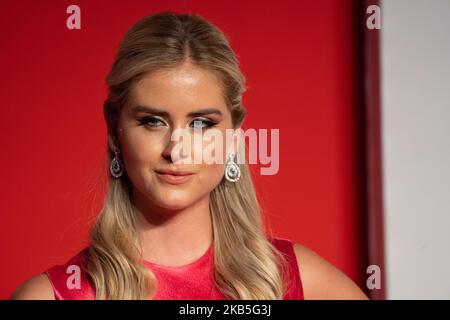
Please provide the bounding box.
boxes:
[0,0,368,298]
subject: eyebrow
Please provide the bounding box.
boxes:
[131,105,223,117]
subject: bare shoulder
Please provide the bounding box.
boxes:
[11,273,55,300]
[293,243,369,300]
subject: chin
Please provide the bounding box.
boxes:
[156,193,193,210]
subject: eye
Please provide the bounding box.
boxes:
[189,118,217,129]
[138,116,166,128]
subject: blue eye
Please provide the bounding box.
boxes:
[190,119,217,129]
[138,116,166,127]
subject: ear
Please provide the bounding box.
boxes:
[107,134,119,153]
[233,128,241,154]
[229,127,244,162]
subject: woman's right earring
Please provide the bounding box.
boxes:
[225,152,241,182]
[110,147,124,178]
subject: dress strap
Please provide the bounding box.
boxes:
[44,248,95,300]
[269,237,305,300]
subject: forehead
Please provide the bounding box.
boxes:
[127,63,229,115]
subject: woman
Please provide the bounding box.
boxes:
[12,11,368,300]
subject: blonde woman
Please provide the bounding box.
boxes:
[12,12,368,300]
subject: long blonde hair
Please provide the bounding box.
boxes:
[87,11,289,299]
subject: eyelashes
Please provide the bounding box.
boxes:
[190,119,217,129]
[137,116,217,129]
[138,116,165,127]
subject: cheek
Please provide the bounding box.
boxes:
[120,129,165,171]
[196,163,225,189]
[192,128,231,188]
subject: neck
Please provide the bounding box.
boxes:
[132,188,213,266]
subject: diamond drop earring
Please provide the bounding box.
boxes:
[225,152,241,182]
[110,147,124,178]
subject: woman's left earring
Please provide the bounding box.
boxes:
[225,152,241,182]
[110,147,124,178]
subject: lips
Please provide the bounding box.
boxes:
[155,168,195,176]
[155,168,195,185]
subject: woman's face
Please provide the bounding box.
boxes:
[116,63,236,212]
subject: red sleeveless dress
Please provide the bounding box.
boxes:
[44,236,304,300]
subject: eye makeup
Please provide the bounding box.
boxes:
[137,116,218,129]
[190,118,218,129]
[137,115,167,128]
[132,105,222,130]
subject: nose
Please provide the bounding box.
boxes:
[162,140,176,163]
[161,130,191,164]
